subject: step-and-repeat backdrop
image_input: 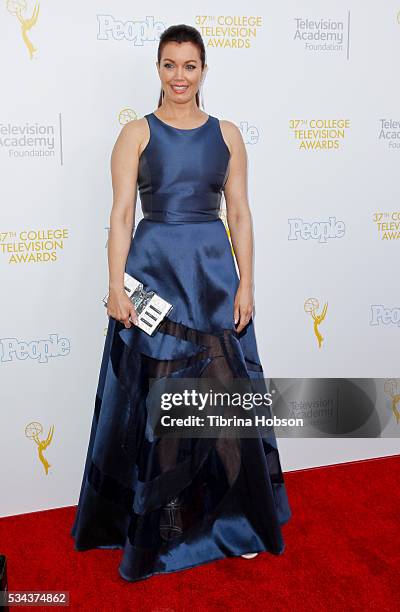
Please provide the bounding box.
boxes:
[1,1,399,517]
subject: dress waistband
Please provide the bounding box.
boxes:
[140,193,222,223]
[142,210,221,223]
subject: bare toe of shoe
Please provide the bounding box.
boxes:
[241,552,259,559]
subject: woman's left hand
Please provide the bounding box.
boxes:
[233,282,254,333]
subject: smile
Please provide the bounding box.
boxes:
[171,85,188,93]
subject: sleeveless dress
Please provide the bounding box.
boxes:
[70,112,292,582]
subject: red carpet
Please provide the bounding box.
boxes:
[1,455,399,611]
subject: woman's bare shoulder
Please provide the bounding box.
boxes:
[219,119,244,155]
[123,116,148,132]
[113,117,149,158]
[120,117,149,140]
[219,118,240,133]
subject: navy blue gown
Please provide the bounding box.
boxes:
[70,111,292,582]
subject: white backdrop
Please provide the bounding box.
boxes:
[1,1,399,518]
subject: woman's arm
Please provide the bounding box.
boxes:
[220,120,254,334]
[106,119,146,328]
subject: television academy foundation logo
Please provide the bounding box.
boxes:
[378,119,400,150]
[0,118,60,160]
[293,14,350,57]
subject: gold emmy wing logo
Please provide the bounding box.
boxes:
[119,108,137,125]
[25,421,54,474]
[304,297,328,348]
[7,0,40,59]
[384,379,400,424]
[219,207,235,256]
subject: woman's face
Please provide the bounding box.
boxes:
[157,41,205,103]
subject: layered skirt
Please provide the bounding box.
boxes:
[70,218,292,582]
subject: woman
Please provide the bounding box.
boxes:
[71,24,291,582]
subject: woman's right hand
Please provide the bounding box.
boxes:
[107,287,138,328]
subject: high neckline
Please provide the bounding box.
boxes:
[151,112,211,132]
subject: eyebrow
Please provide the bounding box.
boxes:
[162,58,198,63]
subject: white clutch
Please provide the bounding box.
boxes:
[103,273,173,336]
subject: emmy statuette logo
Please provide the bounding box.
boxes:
[118,108,138,125]
[25,421,54,474]
[7,1,40,59]
[304,297,328,348]
[384,379,400,424]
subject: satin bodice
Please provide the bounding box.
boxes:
[137,112,231,223]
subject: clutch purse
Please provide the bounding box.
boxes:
[103,272,173,336]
